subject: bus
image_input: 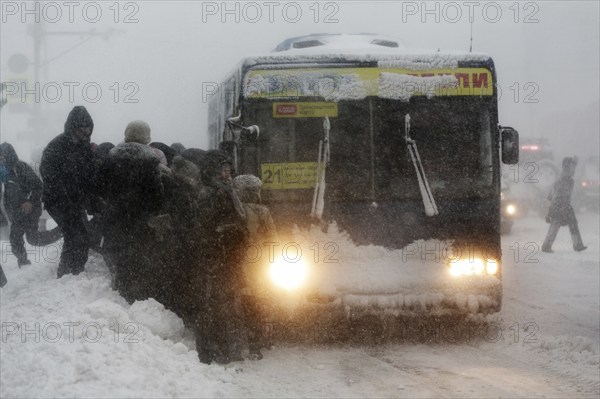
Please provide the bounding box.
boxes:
[208,34,519,316]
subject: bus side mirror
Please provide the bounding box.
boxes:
[501,127,519,165]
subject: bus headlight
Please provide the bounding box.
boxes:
[506,204,516,216]
[268,256,309,290]
[449,258,499,276]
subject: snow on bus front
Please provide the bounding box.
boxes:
[255,223,502,318]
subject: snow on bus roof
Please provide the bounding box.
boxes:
[243,33,491,69]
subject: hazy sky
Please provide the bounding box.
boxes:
[1,1,598,163]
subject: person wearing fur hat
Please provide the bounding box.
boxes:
[233,174,277,360]
[542,156,587,253]
[124,120,168,166]
[0,142,63,267]
[40,106,101,278]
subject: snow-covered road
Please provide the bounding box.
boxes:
[1,212,598,398]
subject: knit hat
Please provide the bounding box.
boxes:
[124,120,151,145]
[233,174,262,203]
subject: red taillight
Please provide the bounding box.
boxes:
[521,145,539,151]
[581,181,588,187]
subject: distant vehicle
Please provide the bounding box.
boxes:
[504,136,559,218]
[574,156,600,212]
[500,181,518,234]
[519,137,554,163]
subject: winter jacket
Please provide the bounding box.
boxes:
[99,142,165,231]
[98,142,167,303]
[234,175,277,296]
[0,143,43,220]
[546,175,576,226]
[40,107,99,215]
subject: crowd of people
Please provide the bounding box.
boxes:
[0,105,275,364]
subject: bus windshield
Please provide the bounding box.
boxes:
[241,96,494,203]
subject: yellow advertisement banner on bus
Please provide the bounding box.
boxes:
[272,102,338,118]
[261,162,318,190]
[245,67,493,99]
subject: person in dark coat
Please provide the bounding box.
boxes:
[0,143,62,266]
[161,156,205,324]
[87,142,115,251]
[195,150,248,365]
[40,106,100,278]
[181,148,207,169]
[170,142,186,155]
[99,142,165,303]
[542,156,587,253]
[149,142,177,167]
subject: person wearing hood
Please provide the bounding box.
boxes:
[195,149,248,365]
[0,143,63,267]
[542,156,587,253]
[40,106,101,278]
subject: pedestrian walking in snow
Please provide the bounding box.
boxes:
[40,106,101,278]
[542,156,587,253]
[0,143,63,267]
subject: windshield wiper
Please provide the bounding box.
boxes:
[405,114,439,216]
[311,116,330,219]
